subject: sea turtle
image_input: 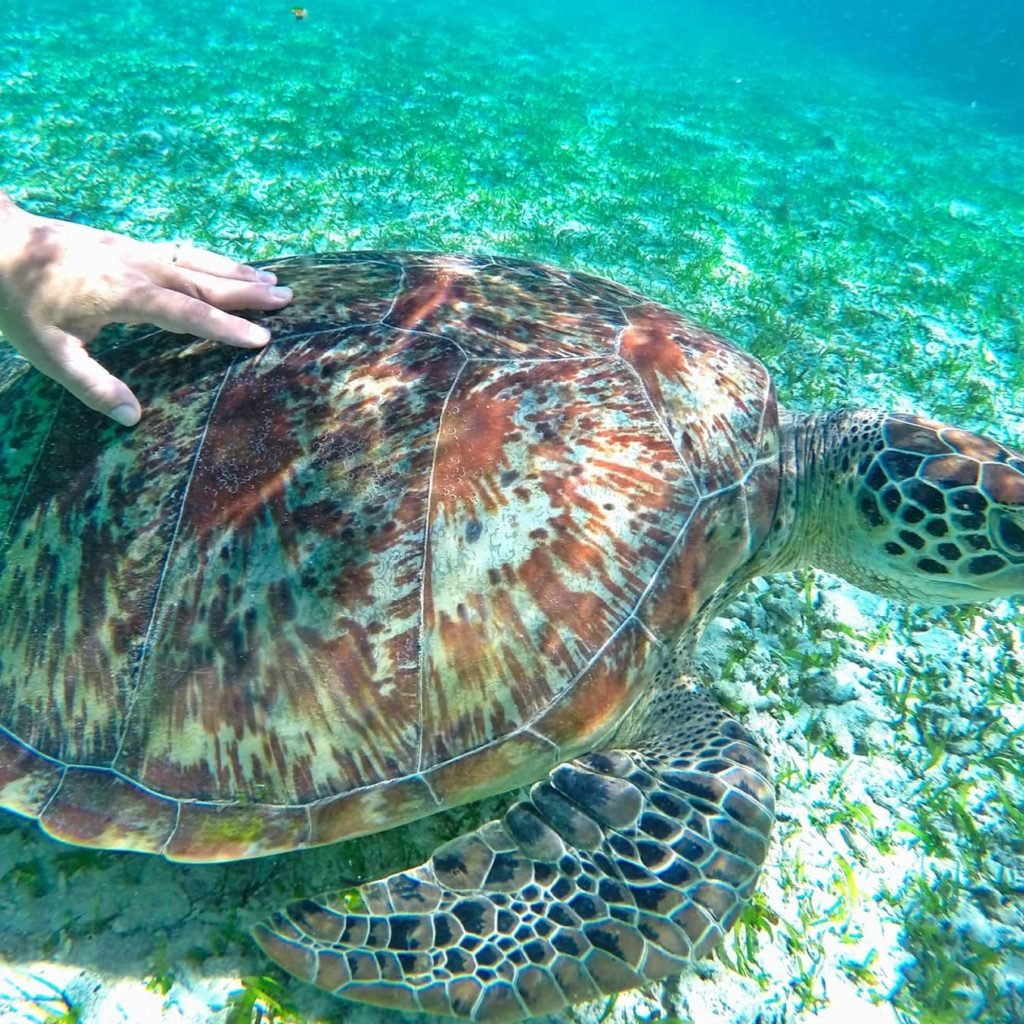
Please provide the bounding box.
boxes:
[1,251,1023,1021]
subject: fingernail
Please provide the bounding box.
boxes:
[110,403,140,427]
[256,270,277,284]
[269,285,292,300]
[248,325,271,345]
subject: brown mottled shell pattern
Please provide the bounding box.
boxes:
[0,252,778,861]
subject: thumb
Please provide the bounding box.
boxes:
[27,326,142,426]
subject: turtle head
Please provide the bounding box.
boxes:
[807,412,1024,605]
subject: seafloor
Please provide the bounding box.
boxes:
[1,1,1023,1023]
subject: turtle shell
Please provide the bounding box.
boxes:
[0,252,779,862]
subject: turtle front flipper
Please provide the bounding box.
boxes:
[254,688,774,1021]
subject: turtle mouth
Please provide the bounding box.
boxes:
[924,562,1024,604]
[892,563,1000,605]
[932,577,990,596]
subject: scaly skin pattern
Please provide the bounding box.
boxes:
[0,252,777,860]
[254,685,775,1021]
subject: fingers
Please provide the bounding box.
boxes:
[20,326,141,426]
[117,285,281,348]
[153,241,278,285]
[153,264,293,314]
[116,258,294,348]
[1,214,295,426]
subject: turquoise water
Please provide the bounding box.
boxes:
[3,0,1022,421]
[1,2,1023,1023]
[728,0,1024,129]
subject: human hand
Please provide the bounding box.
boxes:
[0,193,292,426]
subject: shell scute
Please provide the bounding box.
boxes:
[115,321,466,807]
[256,253,405,335]
[531,617,654,754]
[382,255,630,359]
[39,766,178,852]
[164,798,311,863]
[0,729,64,816]
[421,355,700,764]
[0,338,233,771]
[619,303,773,492]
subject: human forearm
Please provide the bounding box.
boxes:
[0,195,292,425]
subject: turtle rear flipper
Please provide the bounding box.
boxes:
[254,687,775,1021]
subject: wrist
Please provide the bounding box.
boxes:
[0,195,34,283]
[0,195,36,326]
[0,190,22,228]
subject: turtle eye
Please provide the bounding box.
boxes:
[992,509,1024,563]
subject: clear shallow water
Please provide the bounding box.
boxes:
[731,0,1024,129]
[1,2,1023,1023]
[3,0,1022,413]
